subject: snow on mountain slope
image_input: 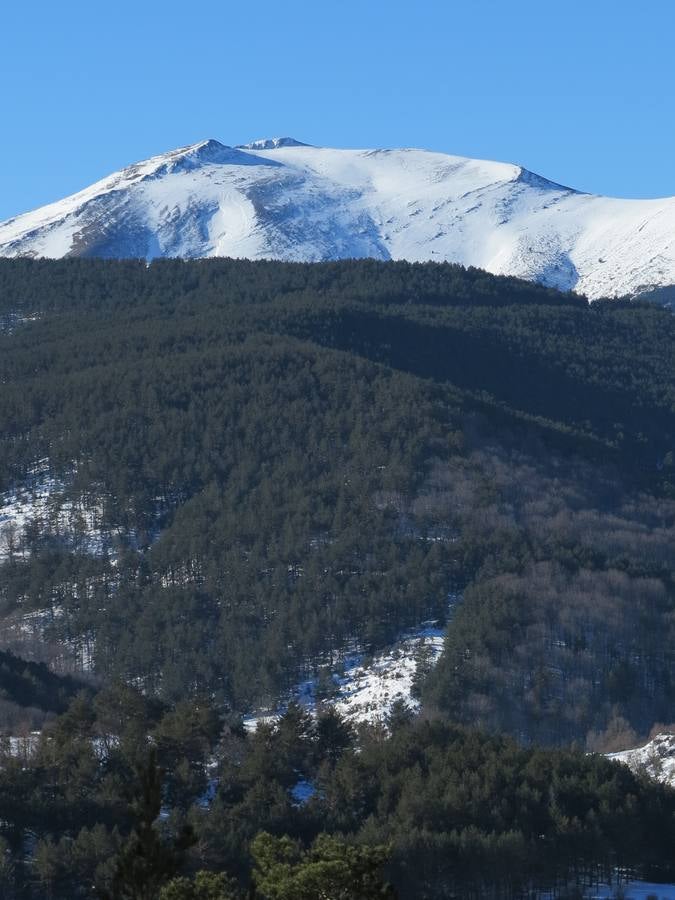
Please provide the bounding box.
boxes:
[607,733,675,788]
[244,593,462,732]
[3,137,675,299]
[243,620,446,733]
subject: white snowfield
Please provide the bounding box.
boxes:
[244,596,460,733]
[3,137,675,299]
[607,733,675,788]
[243,626,443,733]
[0,464,110,562]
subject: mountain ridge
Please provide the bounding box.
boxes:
[3,138,675,299]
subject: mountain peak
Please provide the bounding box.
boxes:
[2,139,675,300]
[146,139,264,175]
[192,138,229,152]
[237,137,310,150]
[515,165,579,194]
[175,138,233,162]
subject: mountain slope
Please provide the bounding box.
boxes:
[3,139,675,299]
[0,258,673,744]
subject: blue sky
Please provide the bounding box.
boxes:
[1,0,674,220]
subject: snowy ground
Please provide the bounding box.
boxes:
[3,734,40,759]
[538,882,675,899]
[575,882,675,899]
[607,733,675,788]
[327,623,444,724]
[0,460,159,564]
[244,594,460,731]
[0,312,39,334]
[0,462,129,671]
[0,462,111,561]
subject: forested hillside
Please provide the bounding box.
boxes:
[2,692,674,899]
[0,258,673,748]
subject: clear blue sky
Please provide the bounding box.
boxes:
[2,0,674,220]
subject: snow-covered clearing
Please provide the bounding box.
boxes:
[290,779,316,806]
[607,733,675,788]
[0,462,111,561]
[244,594,460,731]
[325,623,444,724]
[3,733,40,760]
[0,460,163,564]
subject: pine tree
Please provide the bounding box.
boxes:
[99,749,195,900]
[251,832,397,899]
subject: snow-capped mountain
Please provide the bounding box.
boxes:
[3,137,675,299]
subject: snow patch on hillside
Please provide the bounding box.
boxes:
[0,312,40,334]
[327,624,444,724]
[0,466,109,561]
[567,881,675,899]
[244,594,460,731]
[0,461,158,563]
[607,733,675,788]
